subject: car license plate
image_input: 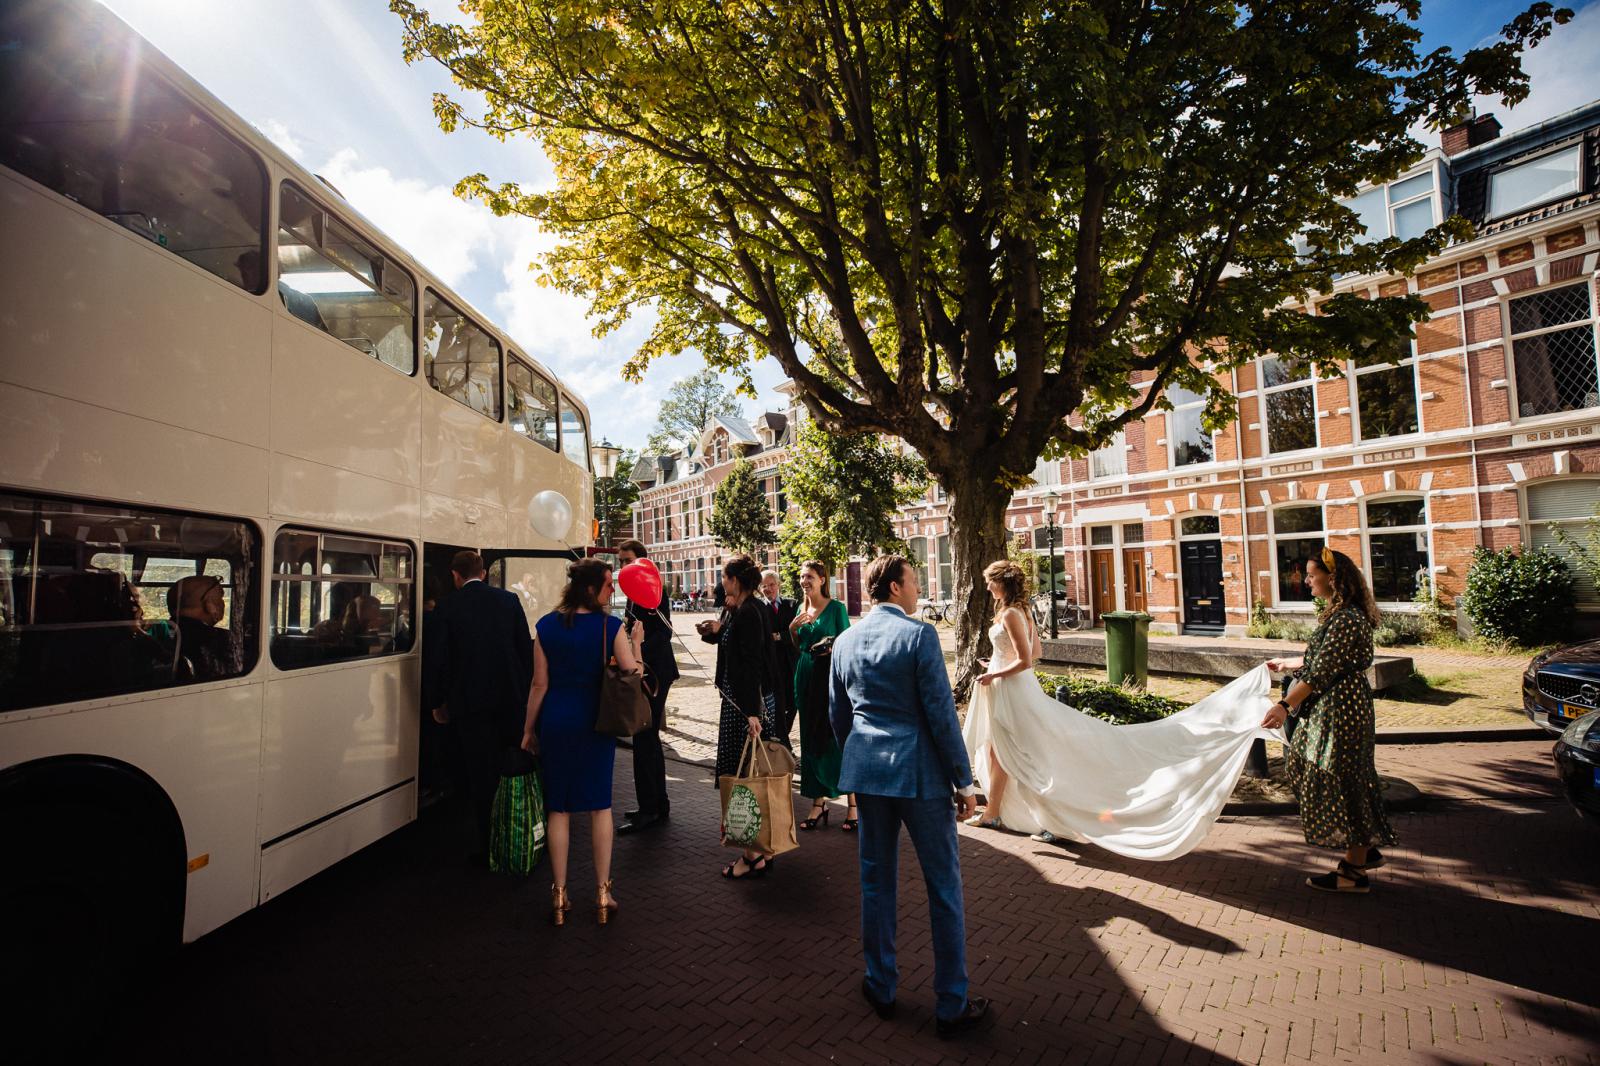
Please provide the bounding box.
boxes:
[1556,703,1587,720]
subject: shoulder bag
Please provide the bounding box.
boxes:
[595,613,655,738]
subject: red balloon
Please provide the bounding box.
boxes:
[636,557,661,581]
[618,561,663,610]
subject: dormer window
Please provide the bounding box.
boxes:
[1488,144,1583,218]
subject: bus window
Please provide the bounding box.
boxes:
[507,355,559,451]
[560,395,590,471]
[423,290,502,420]
[0,4,266,292]
[275,183,416,373]
[0,492,260,711]
[270,529,414,670]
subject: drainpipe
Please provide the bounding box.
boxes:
[1233,365,1251,635]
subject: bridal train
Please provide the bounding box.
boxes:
[962,619,1281,861]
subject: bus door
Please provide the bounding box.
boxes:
[481,548,582,634]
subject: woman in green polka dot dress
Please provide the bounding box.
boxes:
[1261,547,1396,894]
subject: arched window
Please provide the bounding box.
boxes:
[1364,497,1428,602]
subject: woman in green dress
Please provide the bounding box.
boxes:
[1261,546,1396,894]
[790,560,854,830]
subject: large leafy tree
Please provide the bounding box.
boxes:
[645,367,744,455]
[779,421,928,589]
[709,457,774,556]
[394,0,1569,689]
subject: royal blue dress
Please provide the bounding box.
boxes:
[535,610,622,813]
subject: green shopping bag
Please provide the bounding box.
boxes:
[490,748,546,875]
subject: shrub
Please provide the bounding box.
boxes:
[1462,547,1575,647]
[1413,574,1454,643]
[1034,672,1185,724]
[1374,610,1428,647]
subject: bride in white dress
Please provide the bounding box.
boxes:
[961,560,1281,861]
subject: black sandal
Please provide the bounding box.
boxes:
[841,803,859,832]
[1307,860,1370,894]
[721,856,757,880]
[1353,847,1386,871]
[800,802,830,831]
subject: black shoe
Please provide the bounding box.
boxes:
[617,814,664,835]
[623,809,644,822]
[936,997,991,1038]
[860,978,896,1020]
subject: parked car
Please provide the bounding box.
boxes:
[1552,708,1600,826]
[1522,639,1600,736]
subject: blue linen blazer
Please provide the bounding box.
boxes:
[829,604,974,800]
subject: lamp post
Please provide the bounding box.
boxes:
[1042,489,1061,640]
[590,438,622,549]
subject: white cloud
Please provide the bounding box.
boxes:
[258,118,304,161]
[1490,0,1600,131]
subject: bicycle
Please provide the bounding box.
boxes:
[918,598,952,624]
[1033,593,1088,633]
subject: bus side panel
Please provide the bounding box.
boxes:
[269,316,423,489]
[0,176,272,450]
[420,491,507,550]
[258,658,419,845]
[269,454,420,536]
[0,685,264,942]
[504,433,594,549]
[259,780,415,903]
[0,382,269,520]
[419,391,508,512]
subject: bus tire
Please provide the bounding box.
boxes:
[0,758,185,1062]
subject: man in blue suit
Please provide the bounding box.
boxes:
[424,550,534,864]
[830,555,992,1038]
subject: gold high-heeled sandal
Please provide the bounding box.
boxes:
[597,879,619,925]
[551,883,570,926]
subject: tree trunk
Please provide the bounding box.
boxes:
[946,477,1015,701]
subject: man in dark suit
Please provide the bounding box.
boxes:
[423,550,533,863]
[617,539,679,833]
[760,569,800,747]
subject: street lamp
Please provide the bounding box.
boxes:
[1042,489,1061,640]
[591,438,622,548]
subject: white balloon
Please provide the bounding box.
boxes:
[528,490,574,541]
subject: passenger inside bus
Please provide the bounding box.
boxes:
[170,574,238,682]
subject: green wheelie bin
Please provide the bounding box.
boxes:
[1102,610,1152,688]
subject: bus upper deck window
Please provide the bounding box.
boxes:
[0,5,266,291]
[423,290,502,421]
[275,183,416,373]
[508,356,559,451]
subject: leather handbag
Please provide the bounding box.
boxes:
[595,614,654,738]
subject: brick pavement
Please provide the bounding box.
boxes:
[116,736,1599,1065]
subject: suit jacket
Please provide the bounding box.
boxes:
[829,603,973,799]
[423,579,534,741]
[765,595,799,672]
[701,596,778,716]
[626,596,679,686]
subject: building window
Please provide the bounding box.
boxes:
[424,290,501,419]
[1489,144,1583,219]
[1507,282,1598,419]
[908,537,930,592]
[1167,385,1214,467]
[1527,479,1600,604]
[270,531,414,670]
[278,184,415,372]
[1353,349,1420,441]
[0,15,268,293]
[507,356,559,450]
[1271,506,1323,603]
[1346,166,1437,243]
[1180,515,1221,538]
[1365,497,1429,603]
[1031,456,1063,487]
[936,535,952,599]
[1260,356,1317,454]
[0,492,260,711]
[1089,431,1126,480]
[1123,523,1145,545]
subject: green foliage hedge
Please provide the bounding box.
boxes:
[1034,672,1185,724]
[1462,546,1574,647]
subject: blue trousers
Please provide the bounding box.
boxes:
[855,793,970,1021]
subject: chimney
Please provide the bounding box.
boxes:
[1441,112,1502,157]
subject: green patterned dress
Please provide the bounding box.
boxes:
[1285,606,1397,850]
[794,598,850,799]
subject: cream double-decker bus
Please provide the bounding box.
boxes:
[0,0,592,1027]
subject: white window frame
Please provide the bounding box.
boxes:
[1088,430,1127,481]
[1522,477,1600,606]
[1487,143,1585,220]
[1268,504,1324,607]
[1166,386,1217,469]
[1361,494,1431,607]
[1258,355,1320,456]
[1350,342,1423,443]
[1503,279,1600,424]
[1345,163,1439,245]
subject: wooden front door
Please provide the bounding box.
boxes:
[1122,548,1147,614]
[1180,540,1226,629]
[1089,549,1117,623]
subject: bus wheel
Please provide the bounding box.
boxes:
[1,802,180,1061]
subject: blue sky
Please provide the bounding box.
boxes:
[99,0,1599,452]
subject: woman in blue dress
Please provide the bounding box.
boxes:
[521,559,639,926]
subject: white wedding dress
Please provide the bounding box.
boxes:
[962,614,1282,861]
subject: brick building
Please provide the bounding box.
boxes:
[637,102,1600,635]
